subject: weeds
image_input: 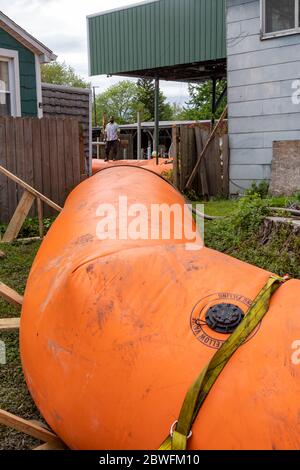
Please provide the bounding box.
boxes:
[205,195,300,278]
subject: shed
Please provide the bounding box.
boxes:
[87,0,226,81]
[87,0,227,161]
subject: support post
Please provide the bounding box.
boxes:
[2,191,35,243]
[154,77,160,165]
[211,77,217,130]
[0,165,62,212]
[93,86,98,127]
[137,111,142,160]
[0,318,20,331]
[0,282,23,307]
[0,409,63,446]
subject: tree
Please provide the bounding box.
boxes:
[41,61,90,89]
[95,81,138,125]
[181,79,227,121]
[171,102,184,120]
[135,78,174,121]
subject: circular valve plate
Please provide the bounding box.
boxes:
[205,303,245,334]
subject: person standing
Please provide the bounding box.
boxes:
[104,116,120,162]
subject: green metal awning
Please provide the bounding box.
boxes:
[87,0,227,81]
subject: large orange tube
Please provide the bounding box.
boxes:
[92,158,173,175]
[20,166,300,450]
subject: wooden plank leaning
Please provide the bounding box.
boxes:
[185,105,228,191]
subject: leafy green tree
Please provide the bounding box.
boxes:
[171,102,184,120]
[181,79,227,120]
[95,81,138,125]
[41,61,90,88]
[135,78,174,121]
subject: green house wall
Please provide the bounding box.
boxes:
[0,27,37,117]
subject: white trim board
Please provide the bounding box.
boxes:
[0,48,21,117]
[35,54,43,118]
[86,16,91,77]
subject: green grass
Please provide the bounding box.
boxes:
[0,241,42,450]
[203,196,293,218]
[202,196,300,279]
[203,199,238,217]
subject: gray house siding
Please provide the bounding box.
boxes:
[227,0,300,192]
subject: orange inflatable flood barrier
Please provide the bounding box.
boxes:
[20,166,300,450]
[92,158,173,176]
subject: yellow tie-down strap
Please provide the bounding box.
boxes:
[159,275,289,451]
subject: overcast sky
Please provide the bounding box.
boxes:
[0,0,189,104]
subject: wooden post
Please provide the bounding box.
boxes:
[221,134,229,198]
[97,137,100,159]
[172,125,180,189]
[185,105,228,190]
[0,165,62,213]
[0,282,23,307]
[34,442,66,451]
[0,165,62,243]
[211,77,217,130]
[0,409,63,446]
[0,318,20,331]
[37,198,44,239]
[195,127,209,200]
[2,190,35,243]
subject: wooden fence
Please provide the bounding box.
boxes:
[0,117,86,223]
[172,123,229,199]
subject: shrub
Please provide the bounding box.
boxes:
[245,181,269,198]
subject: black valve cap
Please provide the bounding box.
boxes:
[205,303,245,334]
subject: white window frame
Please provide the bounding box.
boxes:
[35,54,43,118]
[261,0,300,39]
[0,48,21,117]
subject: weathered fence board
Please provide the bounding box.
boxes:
[173,124,229,198]
[0,117,86,223]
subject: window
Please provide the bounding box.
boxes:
[0,49,21,117]
[0,60,11,116]
[262,0,300,38]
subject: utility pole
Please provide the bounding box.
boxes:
[154,77,160,165]
[92,86,100,127]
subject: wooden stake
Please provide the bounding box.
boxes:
[0,282,23,307]
[0,318,20,331]
[0,409,63,446]
[33,442,66,451]
[2,190,35,243]
[37,198,44,239]
[195,126,209,200]
[0,165,62,213]
[185,105,228,190]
